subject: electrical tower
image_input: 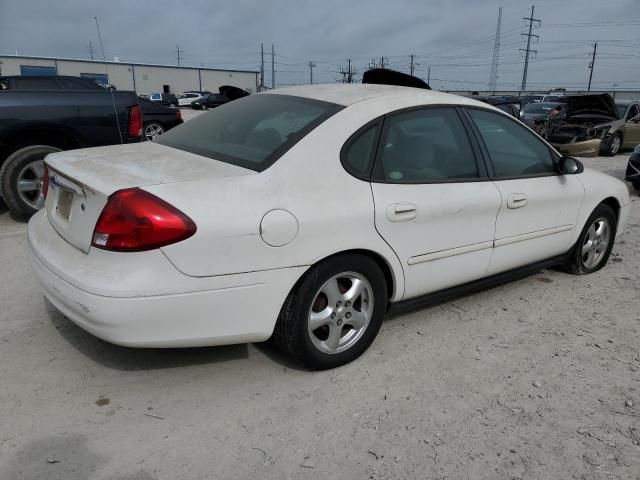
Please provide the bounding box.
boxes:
[88,41,95,60]
[308,61,316,84]
[587,42,597,91]
[520,5,541,91]
[176,44,184,66]
[488,7,502,93]
[340,59,355,83]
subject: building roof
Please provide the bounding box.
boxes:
[0,54,258,75]
[267,83,482,107]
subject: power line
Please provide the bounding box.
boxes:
[520,5,541,91]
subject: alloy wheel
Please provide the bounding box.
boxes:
[17,160,46,210]
[144,123,164,141]
[610,135,621,155]
[581,217,611,269]
[308,272,374,354]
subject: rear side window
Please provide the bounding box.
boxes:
[57,77,99,90]
[467,108,556,178]
[12,77,61,90]
[341,124,379,178]
[156,94,343,172]
[373,107,479,183]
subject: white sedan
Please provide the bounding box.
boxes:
[177,92,203,106]
[28,85,631,369]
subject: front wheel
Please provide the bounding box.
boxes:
[604,133,622,156]
[0,145,61,218]
[566,204,616,274]
[273,254,387,370]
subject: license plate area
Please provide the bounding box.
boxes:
[57,189,73,220]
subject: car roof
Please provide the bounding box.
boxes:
[265,83,484,108]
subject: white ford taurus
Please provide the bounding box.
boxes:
[28,84,631,369]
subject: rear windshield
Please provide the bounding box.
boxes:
[156,94,343,172]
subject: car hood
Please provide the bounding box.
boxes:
[565,94,618,119]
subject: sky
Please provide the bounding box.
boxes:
[0,0,638,92]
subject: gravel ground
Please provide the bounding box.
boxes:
[0,153,638,480]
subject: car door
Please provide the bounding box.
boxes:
[623,105,640,148]
[369,107,502,299]
[465,107,585,275]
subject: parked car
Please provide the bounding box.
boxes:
[177,92,203,107]
[28,85,630,369]
[625,144,640,192]
[520,102,565,130]
[0,75,141,217]
[545,94,626,157]
[190,92,229,110]
[138,97,183,141]
[470,95,523,118]
[147,93,179,108]
[615,100,640,150]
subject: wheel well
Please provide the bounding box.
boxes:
[316,249,396,300]
[0,127,80,164]
[601,197,620,225]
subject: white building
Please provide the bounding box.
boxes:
[0,55,259,94]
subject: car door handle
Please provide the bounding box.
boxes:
[386,203,418,222]
[507,193,528,209]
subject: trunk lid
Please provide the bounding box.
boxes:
[44,142,255,253]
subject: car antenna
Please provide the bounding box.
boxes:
[95,16,124,145]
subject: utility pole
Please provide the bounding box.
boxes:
[587,42,597,91]
[175,44,183,66]
[520,5,540,91]
[271,44,275,89]
[339,59,355,83]
[88,41,95,60]
[427,66,431,85]
[260,43,264,91]
[489,6,502,93]
[410,54,415,75]
[308,60,316,84]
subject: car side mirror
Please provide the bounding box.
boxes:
[559,156,584,175]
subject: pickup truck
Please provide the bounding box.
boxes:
[0,75,142,217]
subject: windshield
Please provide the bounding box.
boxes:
[524,103,561,114]
[616,103,628,118]
[156,94,342,172]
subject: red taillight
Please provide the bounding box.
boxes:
[175,109,182,120]
[92,188,196,252]
[128,105,142,138]
[42,165,50,199]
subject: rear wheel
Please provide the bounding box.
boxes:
[0,145,60,218]
[273,254,387,370]
[143,122,165,141]
[566,204,616,274]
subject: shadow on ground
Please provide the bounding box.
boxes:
[0,433,157,480]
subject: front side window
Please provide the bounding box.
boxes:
[156,94,342,172]
[374,107,479,183]
[467,108,556,178]
[626,105,639,121]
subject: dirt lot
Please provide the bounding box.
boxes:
[0,152,638,480]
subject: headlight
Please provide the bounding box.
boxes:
[588,126,611,138]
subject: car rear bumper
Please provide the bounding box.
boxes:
[552,139,602,157]
[27,211,306,348]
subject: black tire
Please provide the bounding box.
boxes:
[201,104,208,110]
[632,181,640,193]
[272,254,388,370]
[604,132,622,157]
[169,103,177,108]
[565,204,617,275]
[0,145,60,218]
